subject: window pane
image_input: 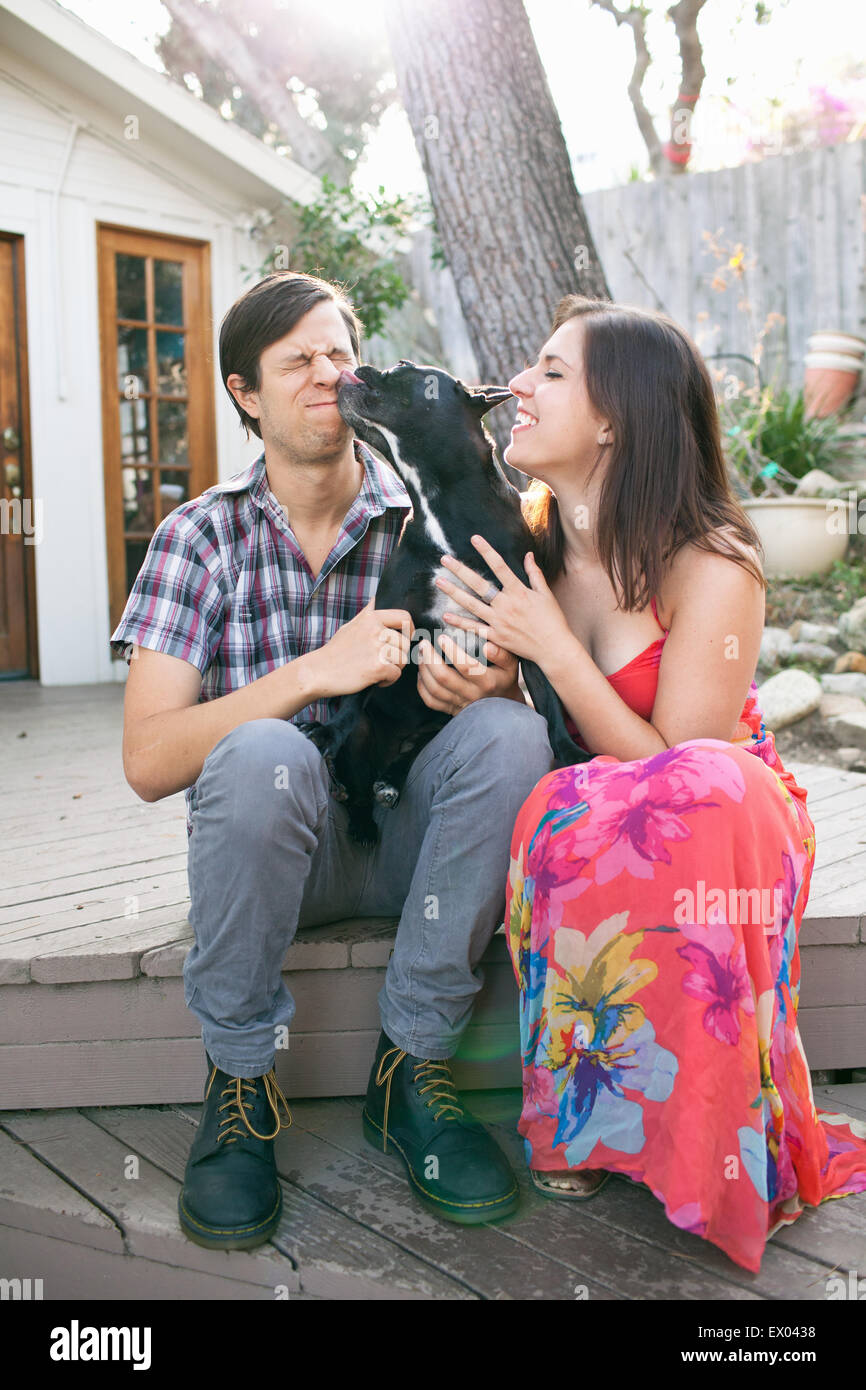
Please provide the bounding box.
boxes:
[156,331,186,395]
[125,538,151,597]
[157,400,188,465]
[159,469,190,519]
[116,254,146,321]
[118,326,149,395]
[154,260,184,325]
[122,466,156,532]
[119,398,151,462]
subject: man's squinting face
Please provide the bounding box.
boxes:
[234,299,358,458]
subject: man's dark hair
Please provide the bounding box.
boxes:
[219,271,363,439]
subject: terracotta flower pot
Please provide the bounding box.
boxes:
[804,350,862,418]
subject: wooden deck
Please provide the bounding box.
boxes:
[1,680,866,1299]
[2,1084,865,1300]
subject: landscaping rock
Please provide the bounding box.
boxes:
[788,641,837,667]
[793,469,842,497]
[820,672,866,699]
[834,747,866,771]
[838,597,866,653]
[758,626,793,671]
[825,711,866,749]
[833,650,866,674]
[795,472,866,501]
[818,693,866,721]
[757,669,823,730]
[788,620,840,645]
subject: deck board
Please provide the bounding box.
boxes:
[2,1087,863,1300]
[83,1105,472,1300]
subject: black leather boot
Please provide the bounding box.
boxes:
[178,1054,292,1250]
[362,1030,519,1224]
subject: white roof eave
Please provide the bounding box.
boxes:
[0,0,322,208]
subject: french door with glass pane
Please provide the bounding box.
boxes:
[97,225,216,635]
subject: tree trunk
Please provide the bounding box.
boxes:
[383,0,610,463]
[664,0,708,175]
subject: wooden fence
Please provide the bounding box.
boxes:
[581,142,866,389]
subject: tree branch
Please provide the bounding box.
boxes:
[160,0,344,178]
[591,2,665,176]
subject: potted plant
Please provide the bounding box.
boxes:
[720,384,852,579]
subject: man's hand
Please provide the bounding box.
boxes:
[309,598,413,698]
[416,633,522,716]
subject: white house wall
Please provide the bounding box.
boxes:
[0,52,266,686]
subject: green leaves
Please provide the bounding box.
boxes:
[257,178,433,340]
[723,385,849,496]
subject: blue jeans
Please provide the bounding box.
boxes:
[183,698,553,1076]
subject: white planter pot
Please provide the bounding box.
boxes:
[743,497,849,579]
[808,331,866,360]
[804,351,865,371]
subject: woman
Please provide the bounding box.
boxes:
[433,295,866,1273]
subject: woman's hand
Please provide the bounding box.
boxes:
[416,631,521,715]
[434,535,575,668]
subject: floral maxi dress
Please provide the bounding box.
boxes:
[505,599,866,1272]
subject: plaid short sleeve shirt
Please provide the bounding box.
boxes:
[110,440,412,829]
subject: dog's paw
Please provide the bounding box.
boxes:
[297,722,349,797]
[297,720,330,750]
[373,779,400,809]
[323,752,349,801]
[347,814,380,848]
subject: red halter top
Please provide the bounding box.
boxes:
[562,596,810,813]
[564,594,668,743]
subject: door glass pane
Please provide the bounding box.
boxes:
[157,400,188,465]
[122,466,155,532]
[120,399,150,461]
[116,254,146,320]
[156,331,186,395]
[159,469,189,518]
[154,260,184,325]
[118,327,149,394]
[125,538,150,596]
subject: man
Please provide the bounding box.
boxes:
[111,271,554,1250]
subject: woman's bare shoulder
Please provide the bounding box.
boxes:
[659,527,763,627]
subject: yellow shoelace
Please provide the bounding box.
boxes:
[374,1046,464,1151]
[206,1066,293,1144]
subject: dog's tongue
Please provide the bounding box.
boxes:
[337,369,363,386]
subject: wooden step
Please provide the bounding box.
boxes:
[2,683,865,1109]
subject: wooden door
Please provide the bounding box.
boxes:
[97,226,217,636]
[0,234,37,679]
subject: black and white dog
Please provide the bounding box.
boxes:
[299,359,590,844]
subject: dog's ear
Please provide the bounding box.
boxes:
[462,384,513,416]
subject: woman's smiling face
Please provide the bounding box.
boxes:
[504,317,611,481]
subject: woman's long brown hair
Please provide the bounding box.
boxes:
[522,295,766,610]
